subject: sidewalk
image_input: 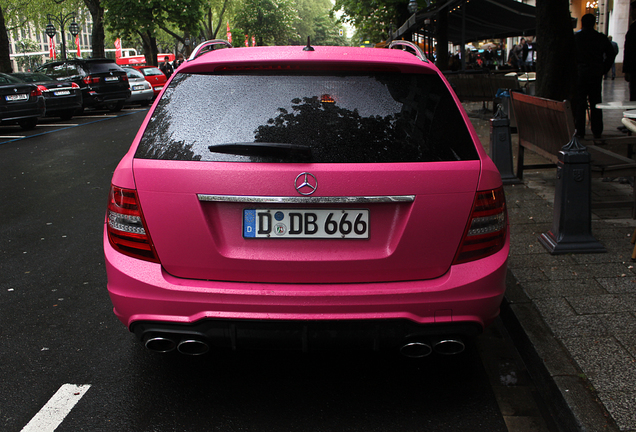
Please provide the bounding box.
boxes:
[466,78,636,432]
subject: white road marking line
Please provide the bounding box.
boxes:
[21,384,91,432]
[0,136,25,139]
[36,124,78,127]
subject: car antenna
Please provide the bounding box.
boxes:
[303,36,314,51]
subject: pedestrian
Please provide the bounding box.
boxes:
[604,36,619,80]
[521,37,536,71]
[624,8,636,100]
[160,56,174,78]
[513,38,525,70]
[173,53,184,70]
[573,13,617,138]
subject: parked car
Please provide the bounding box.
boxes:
[133,66,167,98]
[11,72,82,120]
[104,41,508,357]
[37,58,130,113]
[121,67,153,106]
[0,72,45,129]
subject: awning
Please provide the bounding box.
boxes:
[391,0,536,44]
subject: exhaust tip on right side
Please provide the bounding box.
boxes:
[432,338,465,355]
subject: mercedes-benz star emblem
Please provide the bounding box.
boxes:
[294,172,317,196]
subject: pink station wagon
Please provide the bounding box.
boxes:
[104,40,509,357]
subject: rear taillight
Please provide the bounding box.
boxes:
[71,82,80,89]
[121,74,128,82]
[30,87,43,97]
[453,187,507,264]
[107,185,159,263]
[83,75,100,85]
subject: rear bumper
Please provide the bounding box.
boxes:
[105,227,509,346]
[0,98,45,121]
[82,89,130,108]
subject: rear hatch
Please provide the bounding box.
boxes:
[132,70,482,284]
[83,61,129,97]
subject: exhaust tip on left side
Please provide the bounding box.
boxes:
[144,335,178,353]
[399,340,433,358]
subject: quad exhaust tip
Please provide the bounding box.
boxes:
[144,336,177,353]
[177,339,210,356]
[400,337,465,358]
[400,341,433,358]
[432,338,465,355]
[144,334,210,356]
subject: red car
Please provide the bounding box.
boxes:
[105,41,508,357]
[133,66,167,98]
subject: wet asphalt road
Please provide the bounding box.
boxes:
[1,108,526,431]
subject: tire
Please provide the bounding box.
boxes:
[18,118,38,130]
[60,110,74,121]
[108,101,125,112]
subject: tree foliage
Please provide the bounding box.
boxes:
[333,0,410,43]
[234,0,297,46]
[102,0,204,64]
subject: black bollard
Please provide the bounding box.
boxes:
[490,105,522,184]
[538,134,606,254]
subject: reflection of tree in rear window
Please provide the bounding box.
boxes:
[135,73,478,163]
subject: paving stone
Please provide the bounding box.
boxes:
[597,391,636,432]
[522,279,605,299]
[561,337,636,393]
[566,294,635,315]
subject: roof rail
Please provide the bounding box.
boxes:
[187,40,233,61]
[387,41,429,63]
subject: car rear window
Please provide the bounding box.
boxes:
[141,67,163,76]
[135,72,478,163]
[87,62,124,74]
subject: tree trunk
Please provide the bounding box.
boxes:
[535,0,576,101]
[0,6,13,72]
[139,30,159,66]
[435,6,449,71]
[84,0,105,58]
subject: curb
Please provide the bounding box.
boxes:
[500,269,620,432]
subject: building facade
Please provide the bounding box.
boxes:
[8,9,94,72]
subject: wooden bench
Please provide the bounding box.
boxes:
[510,91,636,216]
[445,71,520,103]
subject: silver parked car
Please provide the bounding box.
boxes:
[122,67,153,106]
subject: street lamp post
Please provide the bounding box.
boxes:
[46,12,80,60]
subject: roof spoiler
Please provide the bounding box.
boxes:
[387,41,429,63]
[187,40,233,62]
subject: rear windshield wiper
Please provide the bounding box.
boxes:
[208,142,312,160]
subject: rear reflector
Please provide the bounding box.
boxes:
[107,185,159,263]
[453,187,507,264]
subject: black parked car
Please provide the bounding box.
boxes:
[11,72,82,120]
[37,58,130,113]
[0,73,45,130]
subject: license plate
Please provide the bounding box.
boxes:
[105,77,119,82]
[133,85,144,91]
[53,90,70,96]
[243,209,369,239]
[5,94,28,101]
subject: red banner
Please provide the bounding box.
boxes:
[49,37,56,60]
[252,36,256,47]
[245,35,249,47]
[114,38,122,58]
[76,35,80,57]
[227,22,232,44]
